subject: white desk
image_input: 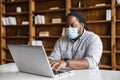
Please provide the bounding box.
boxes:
[0,63,120,80]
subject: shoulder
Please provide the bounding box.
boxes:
[85,31,101,43]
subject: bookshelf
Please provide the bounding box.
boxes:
[116,1,120,70]
[70,0,116,70]
[0,0,1,65]
[0,0,67,64]
[1,0,29,64]
[0,0,120,70]
[31,0,66,55]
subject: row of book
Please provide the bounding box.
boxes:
[1,9,111,26]
[34,15,45,24]
[31,40,43,46]
[2,17,17,25]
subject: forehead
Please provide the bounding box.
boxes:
[66,16,78,23]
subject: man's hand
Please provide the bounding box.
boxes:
[49,60,66,71]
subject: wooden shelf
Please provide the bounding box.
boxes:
[2,0,28,4]
[103,50,111,54]
[45,48,53,52]
[71,4,111,11]
[3,47,53,54]
[116,51,120,53]
[2,59,13,62]
[116,65,120,69]
[100,65,112,69]
[116,4,120,7]
[100,35,111,38]
[3,24,29,27]
[3,47,53,52]
[86,20,111,24]
[116,36,120,38]
[34,22,65,26]
[34,8,65,13]
[2,12,29,16]
[3,47,9,51]
[34,36,60,39]
[3,47,111,54]
[116,19,120,22]
[2,36,29,39]
[1,0,67,64]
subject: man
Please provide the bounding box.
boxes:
[49,11,103,71]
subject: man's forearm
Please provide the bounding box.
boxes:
[69,58,89,69]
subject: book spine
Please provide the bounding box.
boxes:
[78,0,81,8]
[37,15,42,24]
[41,15,45,24]
[8,17,17,25]
[35,16,38,24]
[2,18,7,25]
[5,18,9,25]
[106,9,111,20]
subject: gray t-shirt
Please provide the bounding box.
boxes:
[49,29,103,70]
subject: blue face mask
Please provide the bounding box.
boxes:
[66,27,79,39]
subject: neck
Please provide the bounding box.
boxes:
[72,29,84,41]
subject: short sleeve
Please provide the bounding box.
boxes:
[48,39,61,60]
[84,35,103,69]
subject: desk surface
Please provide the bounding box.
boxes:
[0,63,120,80]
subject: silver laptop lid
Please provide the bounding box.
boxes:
[8,44,54,77]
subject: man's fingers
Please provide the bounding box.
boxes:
[50,61,55,66]
[56,63,61,71]
[49,60,65,71]
[51,62,59,69]
[49,60,53,64]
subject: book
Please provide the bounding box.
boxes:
[8,17,17,25]
[22,21,29,25]
[2,18,7,25]
[78,0,81,8]
[2,17,16,25]
[52,18,62,23]
[117,0,120,4]
[12,17,17,25]
[32,40,43,46]
[5,17,10,25]
[5,18,9,25]
[41,15,45,24]
[35,16,37,24]
[106,9,111,20]
[39,31,49,36]
[49,7,59,10]
[95,3,106,6]
[37,15,42,24]
[34,15,45,24]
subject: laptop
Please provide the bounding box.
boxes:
[7,44,72,78]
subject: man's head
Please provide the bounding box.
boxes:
[65,11,88,39]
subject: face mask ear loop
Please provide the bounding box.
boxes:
[78,23,84,34]
[78,25,81,34]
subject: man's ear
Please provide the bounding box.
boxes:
[81,23,85,28]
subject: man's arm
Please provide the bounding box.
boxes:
[50,58,89,70]
[68,58,89,69]
[50,35,103,70]
[48,39,61,60]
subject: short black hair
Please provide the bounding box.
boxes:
[66,11,89,31]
